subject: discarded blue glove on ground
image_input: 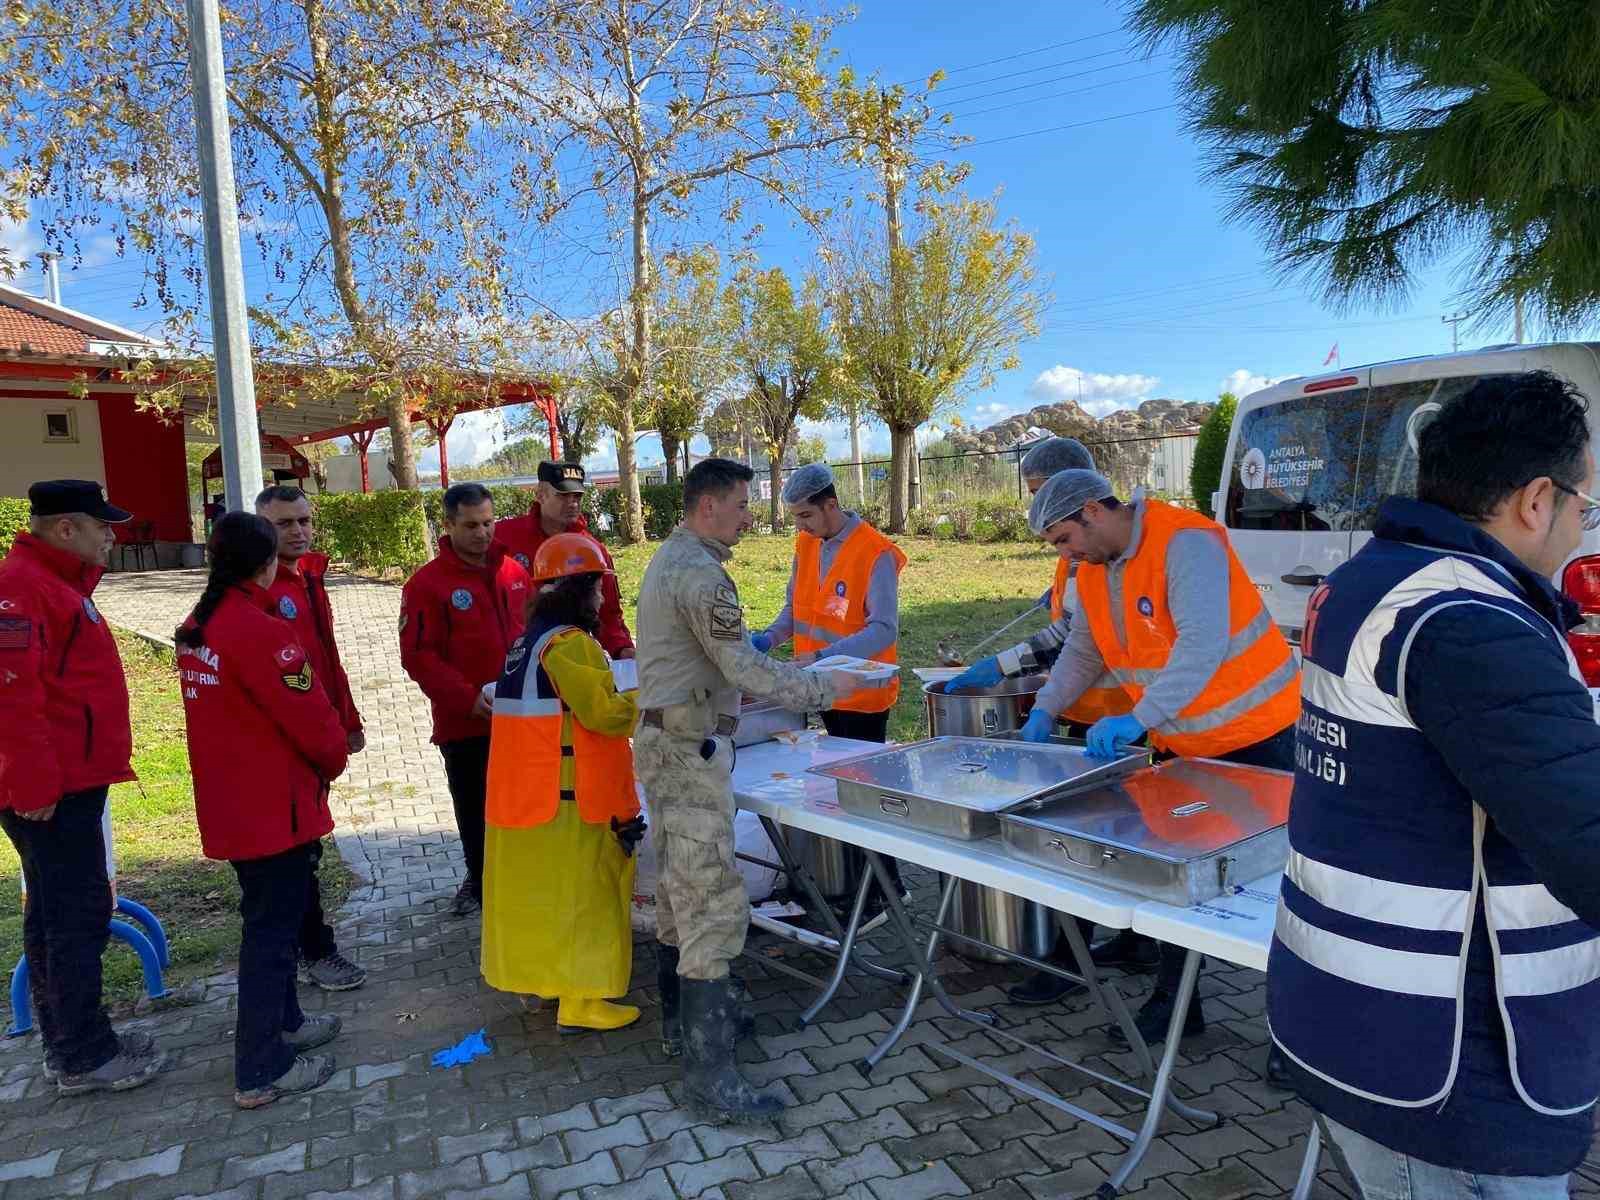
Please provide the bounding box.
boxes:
[947,657,1003,693]
[750,632,773,653]
[432,1028,491,1068]
[1086,713,1144,759]
[1019,707,1056,743]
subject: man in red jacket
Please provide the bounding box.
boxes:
[0,480,161,1095]
[256,486,367,992]
[495,461,634,658]
[400,483,530,916]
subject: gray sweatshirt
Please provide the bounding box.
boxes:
[1034,494,1230,730]
[762,512,900,659]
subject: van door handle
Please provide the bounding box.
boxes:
[1281,570,1325,587]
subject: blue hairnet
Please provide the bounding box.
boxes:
[1028,469,1115,535]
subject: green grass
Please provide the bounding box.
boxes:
[610,532,1059,742]
[0,630,354,1015]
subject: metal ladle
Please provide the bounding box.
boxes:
[935,599,1048,666]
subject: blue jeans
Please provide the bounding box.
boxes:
[1318,1115,1570,1200]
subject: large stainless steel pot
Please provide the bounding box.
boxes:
[936,874,1056,964]
[922,674,1047,739]
[785,830,865,900]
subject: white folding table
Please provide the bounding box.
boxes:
[731,735,1221,1199]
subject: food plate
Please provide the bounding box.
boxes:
[806,654,898,683]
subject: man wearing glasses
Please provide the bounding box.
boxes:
[1269,370,1600,1199]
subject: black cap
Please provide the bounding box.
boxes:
[537,460,587,493]
[28,479,132,524]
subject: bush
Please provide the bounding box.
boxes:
[974,498,1030,542]
[594,482,685,541]
[0,498,29,546]
[909,508,940,537]
[312,491,432,576]
[949,508,975,541]
[1191,393,1238,518]
[931,522,956,541]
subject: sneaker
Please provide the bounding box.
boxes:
[449,881,481,917]
[1090,931,1161,971]
[301,952,367,991]
[45,1028,155,1083]
[284,1014,341,1052]
[57,1042,163,1096]
[234,1053,337,1110]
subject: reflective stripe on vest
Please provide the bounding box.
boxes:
[1075,499,1299,756]
[485,624,639,829]
[1269,546,1600,1116]
[792,522,907,713]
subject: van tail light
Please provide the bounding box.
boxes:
[1561,556,1600,686]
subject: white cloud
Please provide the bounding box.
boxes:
[1027,365,1161,418]
[1218,368,1283,399]
[418,409,506,471]
[794,416,891,462]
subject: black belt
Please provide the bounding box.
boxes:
[641,709,738,736]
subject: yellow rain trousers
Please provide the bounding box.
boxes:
[481,627,639,998]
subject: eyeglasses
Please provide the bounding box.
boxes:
[1552,480,1600,531]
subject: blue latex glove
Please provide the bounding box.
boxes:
[1086,713,1145,759]
[946,656,1003,693]
[750,632,774,654]
[1019,707,1056,743]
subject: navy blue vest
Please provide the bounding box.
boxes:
[1267,533,1600,1117]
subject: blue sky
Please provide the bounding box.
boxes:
[0,0,1565,473]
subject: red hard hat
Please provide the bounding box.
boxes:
[531,532,612,582]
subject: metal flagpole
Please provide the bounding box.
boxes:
[186,0,261,512]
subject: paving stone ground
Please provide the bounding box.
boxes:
[0,566,1591,1200]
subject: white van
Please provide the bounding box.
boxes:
[1215,342,1600,682]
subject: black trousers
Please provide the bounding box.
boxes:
[1154,724,1298,993]
[0,789,118,1074]
[819,708,904,899]
[440,736,490,897]
[231,843,313,1090]
[297,838,337,963]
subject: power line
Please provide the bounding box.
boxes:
[932,46,1136,97]
[963,103,1179,147]
[953,68,1170,121]
[895,28,1125,86]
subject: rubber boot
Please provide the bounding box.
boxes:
[681,977,784,1123]
[658,943,684,1058]
[557,997,641,1034]
[660,943,753,1058]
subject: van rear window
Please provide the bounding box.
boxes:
[1225,393,1364,531]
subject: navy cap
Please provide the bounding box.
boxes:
[28,479,132,524]
[537,460,587,493]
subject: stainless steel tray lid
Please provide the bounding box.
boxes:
[807,736,1144,814]
[1004,758,1293,862]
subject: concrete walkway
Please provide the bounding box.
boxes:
[0,567,1582,1200]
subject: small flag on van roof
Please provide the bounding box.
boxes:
[1322,342,1340,367]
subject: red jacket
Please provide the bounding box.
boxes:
[495,513,633,656]
[266,552,362,735]
[0,533,134,813]
[400,539,531,744]
[178,584,349,862]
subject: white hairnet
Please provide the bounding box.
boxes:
[1028,469,1115,535]
[1021,437,1095,480]
[782,462,835,505]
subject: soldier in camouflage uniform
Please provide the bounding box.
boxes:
[634,458,850,1122]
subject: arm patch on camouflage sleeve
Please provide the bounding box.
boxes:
[709,605,744,641]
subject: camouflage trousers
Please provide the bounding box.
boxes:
[633,725,747,981]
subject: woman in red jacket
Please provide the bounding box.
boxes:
[176,512,350,1109]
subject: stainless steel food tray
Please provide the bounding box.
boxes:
[735,698,806,747]
[807,736,1145,840]
[1000,758,1293,905]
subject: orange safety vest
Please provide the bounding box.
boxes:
[793,520,908,713]
[1048,555,1137,727]
[1076,499,1300,758]
[484,624,639,828]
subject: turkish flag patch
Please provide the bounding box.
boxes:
[0,618,31,651]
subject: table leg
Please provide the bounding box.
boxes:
[1097,949,1215,1200]
[1290,1120,1322,1200]
[866,854,992,1026]
[1058,916,1154,1078]
[797,868,876,1027]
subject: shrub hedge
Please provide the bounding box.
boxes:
[311,491,433,576]
[0,498,29,546]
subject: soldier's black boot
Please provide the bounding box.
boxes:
[659,945,752,1058]
[657,943,683,1058]
[681,978,784,1123]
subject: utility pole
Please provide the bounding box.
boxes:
[186,0,261,512]
[1442,312,1467,353]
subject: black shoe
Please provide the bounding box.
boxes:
[1107,987,1206,1047]
[681,978,784,1123]
[1266,1045,1294,1090]
[659,946,752,1058]
[449,881,481,918]
[1090,931,1161,971]
[1006,968,1087,1007]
